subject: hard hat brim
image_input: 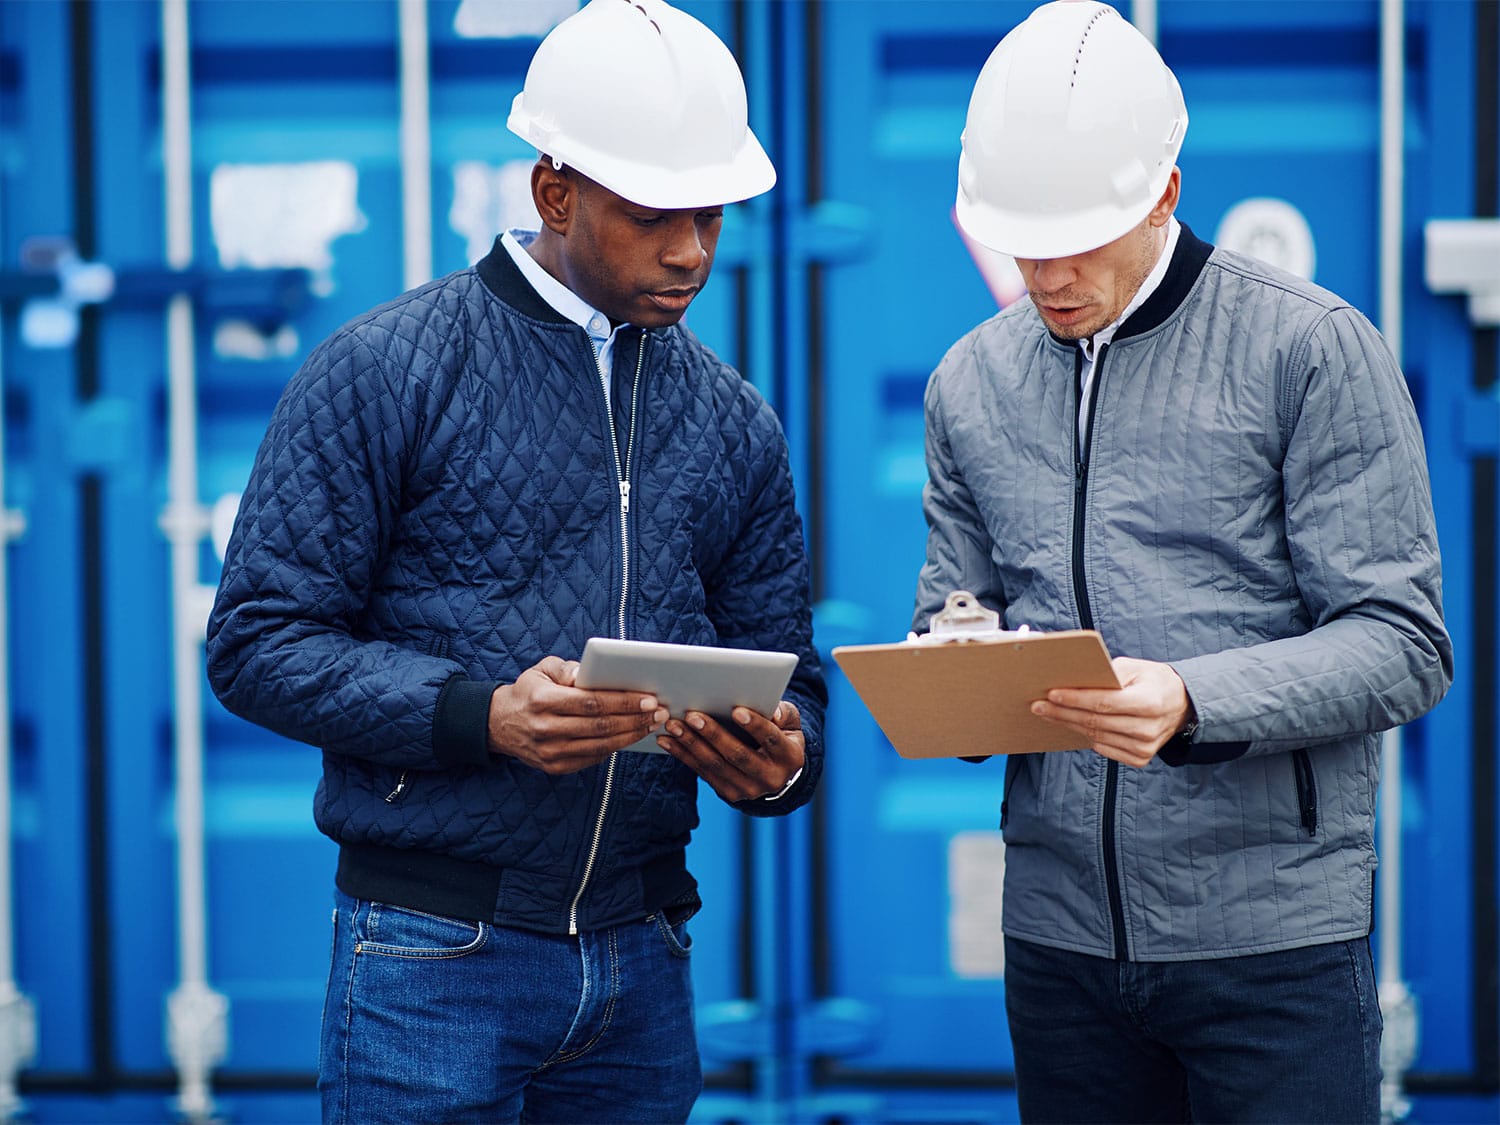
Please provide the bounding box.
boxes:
[955,188,1160,261]
[508,95,777,210]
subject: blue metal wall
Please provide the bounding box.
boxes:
[1,1,1495,1122]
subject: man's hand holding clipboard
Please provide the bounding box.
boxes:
[1029,656,1196,769]
[833,591,1194,766]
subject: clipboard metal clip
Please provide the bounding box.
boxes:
[915,590,1031,645]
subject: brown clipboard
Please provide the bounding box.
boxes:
[832,604,1120,759]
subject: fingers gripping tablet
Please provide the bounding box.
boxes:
[575,638,798,754]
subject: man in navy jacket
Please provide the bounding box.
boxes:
[205,3,824,1121]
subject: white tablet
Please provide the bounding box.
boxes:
[575,637,799,754]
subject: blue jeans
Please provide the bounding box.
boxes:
[320,889,702,1124]
[1004,935,1382,1124]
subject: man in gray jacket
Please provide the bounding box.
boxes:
[917,3,1452,1121]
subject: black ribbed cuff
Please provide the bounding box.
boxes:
[1158,737,1252,767]
[432,676,500,768]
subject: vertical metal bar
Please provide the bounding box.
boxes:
[1375,0,1405,987]
[399,0,433,290]
[737,1,809,1113]
[1131,0,1158,46]
[1375,10,1407,993]
[756,2,790,1106]
[1380,0,1405,364]
[1377,2,1417,1122]
[803,0,825,603]
[759,1,821,1116]
[160,0,228,1120]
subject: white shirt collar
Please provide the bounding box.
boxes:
[501,229,615,343]
[1079,216,1181,360]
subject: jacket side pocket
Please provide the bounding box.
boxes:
[1292,748,1318,837]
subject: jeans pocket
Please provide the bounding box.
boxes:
[355,902,488,959]
[651,912,693,958]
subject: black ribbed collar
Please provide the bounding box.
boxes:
[1041,222,1214,347]
[1115,221,1214,340]
[474,235,572,325]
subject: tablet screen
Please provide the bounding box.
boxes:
[576,637,798,753]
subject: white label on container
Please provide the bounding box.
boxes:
[450,160,543,264]
[212,320,300,362]
[1215,197,1317,281]
[210,492,243,563]
[211,161,365,283]
[948,829,1006,979]
[454,0,580,39]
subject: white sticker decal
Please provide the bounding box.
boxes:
[454,0,580,39]
[948,829,1006,979]
[211,161,366,283]
[210,492,243,563]
[1215,197,1317,281]
[450,160,544,264]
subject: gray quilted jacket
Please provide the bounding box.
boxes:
[915,226,1451,960]
[207,238,825,935]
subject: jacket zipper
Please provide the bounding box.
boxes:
[1071,343,1130,962]
[567,329,648,935]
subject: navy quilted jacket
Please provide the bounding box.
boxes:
[206,238,826,934]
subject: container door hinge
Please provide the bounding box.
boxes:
[1,236,313,350]
[0,983,37,1124]
[1425,219,1500,327]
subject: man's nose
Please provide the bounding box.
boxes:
[661,217,708,271]
[1028,256,1079,291]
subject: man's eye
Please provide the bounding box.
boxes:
[632,213,665,227]
[698,210,724,223]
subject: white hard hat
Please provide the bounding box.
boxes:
[507,0,776,210]
[955,1,1187,259]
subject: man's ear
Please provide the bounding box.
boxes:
[1148,167,1181,227]
[532,157,574,234]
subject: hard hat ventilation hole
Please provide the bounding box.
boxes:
[617,0,661,35]
[1070,7,1113,88]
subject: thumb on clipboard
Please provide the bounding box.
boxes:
[1030,655,1195,770]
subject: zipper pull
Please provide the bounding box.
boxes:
[1074,462,1087,495]
[619,480,631,515]
[384,771,409,803]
